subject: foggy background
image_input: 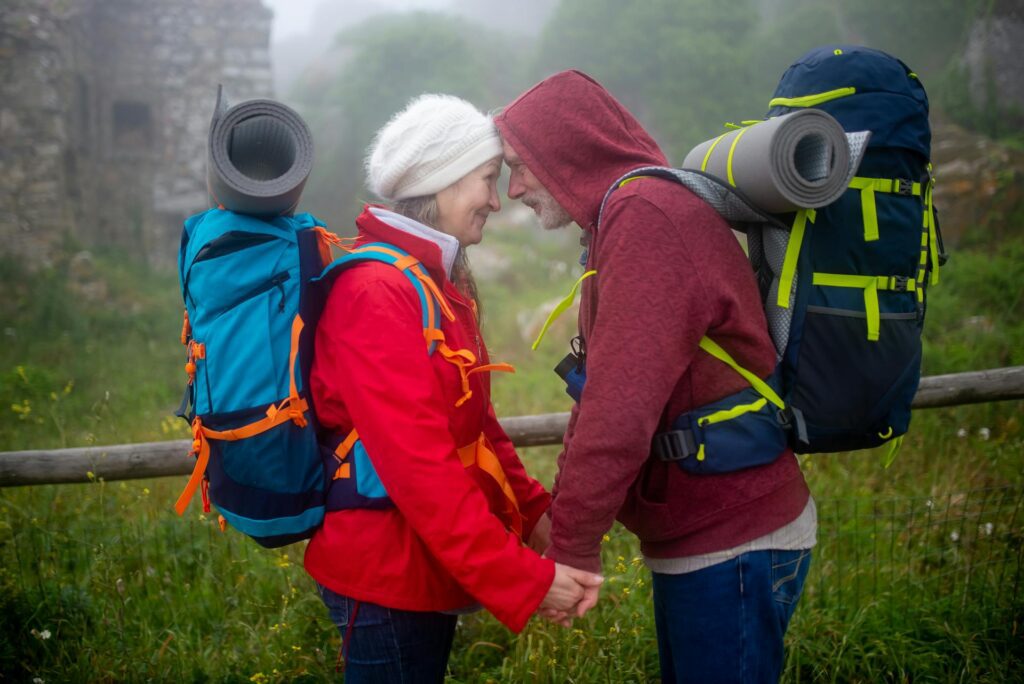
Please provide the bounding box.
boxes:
[255,0,1020,234]
[1,0,1019,267]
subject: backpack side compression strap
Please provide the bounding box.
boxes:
[175,314,310,516]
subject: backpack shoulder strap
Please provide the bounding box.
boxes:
[592,168,787,405]
[315,242,447,355]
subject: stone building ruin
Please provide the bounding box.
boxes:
[1,0,273,268]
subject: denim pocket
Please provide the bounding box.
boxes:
[317,583,351,628]
[771,549,811,606]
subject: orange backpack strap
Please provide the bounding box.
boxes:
[458,433,523,538]
[174,317,310,515]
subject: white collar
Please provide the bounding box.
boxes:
[369,206,458,278]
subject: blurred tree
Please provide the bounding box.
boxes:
[745,0,845,111]
[531,0,990,157]
[532,0,763,161]
[291,12,523,230]
[838,0,976,75]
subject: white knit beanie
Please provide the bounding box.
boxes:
[366,94,502,201]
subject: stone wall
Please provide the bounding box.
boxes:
[964,6,1024,128]
[0,0,273,269]
[0,1,77,267]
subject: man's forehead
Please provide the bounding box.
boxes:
[501,140,520,162]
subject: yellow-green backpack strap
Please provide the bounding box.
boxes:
[531,270,597,351]
[698,337,785,410]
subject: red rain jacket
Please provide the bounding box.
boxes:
[495,70,810,574]
[304,206,554,633]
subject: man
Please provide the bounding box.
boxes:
[495,70,816,683]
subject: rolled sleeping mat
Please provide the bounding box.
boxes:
[207,85,314,216]
[682,109,868,214]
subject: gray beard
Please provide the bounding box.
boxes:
[527,193,573,230]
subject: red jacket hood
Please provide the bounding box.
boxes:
[495,70,668,231]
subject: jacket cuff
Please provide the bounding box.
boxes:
[502,558,556,633]
[546,543,603,575]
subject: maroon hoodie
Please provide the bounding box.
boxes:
[496,70,810,573]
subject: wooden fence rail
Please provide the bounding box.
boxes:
[1,366,1021,488]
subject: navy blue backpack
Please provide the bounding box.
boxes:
[580,45,945,474]
[759,45,944,456]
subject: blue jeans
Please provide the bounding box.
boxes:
[317,584,457,683]
[651,549,811,684]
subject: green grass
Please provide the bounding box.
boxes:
[1,214,1022,681]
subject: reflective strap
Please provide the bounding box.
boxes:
[205,396,311,442]
[428,326,513,407]
[468,363,516,376]
[354,244,456,321]
[697,397,768,427]
[849,176,924,243]
[726,127,750,187]
[185,340,205,384]
[333,429,360,480]
[531,270,597,350]
[915,230,929,303]
[776,208,815,308]
[724,120,764,129]
[882,435,904,468]
[174,317,310,514]
[314,226,353,266]
[180,309,190,345]
[392,254,419,271]
[424,327,445,349]
[174,417,211,515]
[925,175,940,285]
[768,86,856,108]
[287,316,305,417]
[410,263,455,322]
[457,433,523,538]
[700,132,730,172]
[848,177,879,242]
[437,341,478,408]
[811,273,917,341]
[698,337,785,410]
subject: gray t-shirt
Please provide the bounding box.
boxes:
[644,496,817,575]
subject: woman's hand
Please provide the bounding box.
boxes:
[538,563,604,627]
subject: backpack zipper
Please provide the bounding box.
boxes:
[192,231,277,263]
[184,231,281,308]
[223,272,291,315]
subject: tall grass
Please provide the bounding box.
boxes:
[0,213,1022,681]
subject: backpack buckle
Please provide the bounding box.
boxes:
[652,427,698,462]
[896,178,914,195]
[892,276,910,292]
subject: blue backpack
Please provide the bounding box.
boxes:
[174,208,441,546]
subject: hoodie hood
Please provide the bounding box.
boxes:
[495,70,668,232]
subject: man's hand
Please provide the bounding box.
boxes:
[527,514,552,555]
[538,563,603,627]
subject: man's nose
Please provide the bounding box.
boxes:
[507,171,525,200]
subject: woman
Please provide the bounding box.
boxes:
[305,94,602,682]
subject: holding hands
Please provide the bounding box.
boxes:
[538,563,603,627]
[529,515,603,626]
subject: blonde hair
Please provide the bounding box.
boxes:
[392,196,481,321]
